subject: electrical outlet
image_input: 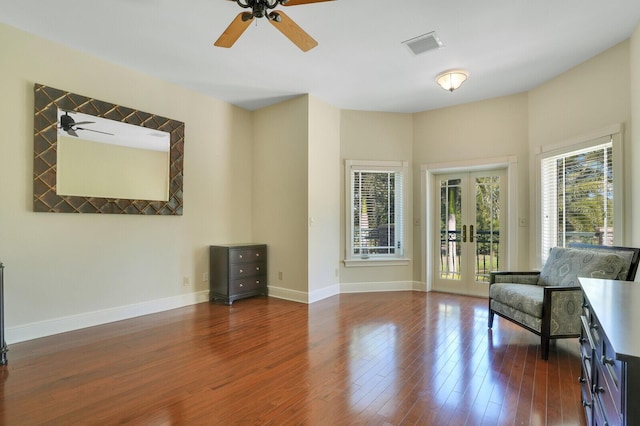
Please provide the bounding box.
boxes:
[202,272,209,282]
[182,276,190,287]
[278,271,283,281]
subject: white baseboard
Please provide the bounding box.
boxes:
[267,284,341,304]
[341,280,425,293]
[308,284,340,303]
[8,282,429,343]
[6,290,209,344]
[266,285,309,303]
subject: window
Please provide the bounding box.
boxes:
[345,160,408,266]
[540,132,622,263]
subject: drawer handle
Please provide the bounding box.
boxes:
[256,280,260,284]
[239,269,244,273]
[582,400,592,408]
[239,283,244,288]
[256,253,260,257]
[601,355,615,366]
[256,267,260,271]
[239,254,243,259]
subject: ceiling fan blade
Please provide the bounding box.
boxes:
[214,13,254,48]
[269,11,317,52]
[72,121,95,126]
[76,127,114,136]
[282,0,335,5]
[66,129,78,137]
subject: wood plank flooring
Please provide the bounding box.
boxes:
[0,291,585,425]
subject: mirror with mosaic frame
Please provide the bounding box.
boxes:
[33,84,184,215]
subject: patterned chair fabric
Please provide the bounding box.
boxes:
[537,247,627,286]
[488,245,640,360]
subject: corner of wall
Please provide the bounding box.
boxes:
[630,22,640,247]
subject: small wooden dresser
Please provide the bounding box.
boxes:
[209,244,267,305]
[579,277,640,426]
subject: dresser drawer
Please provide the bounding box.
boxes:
[229,261,266,279]
[230,247,266,264]
[599,337,622,417]
[592,393,608,426]
[594,363,622,426]
[230,276,266,295]
[581,297,591,323]
[580,363,593,426]
[580,316,595,383]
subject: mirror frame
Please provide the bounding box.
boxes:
[33,84,184,215]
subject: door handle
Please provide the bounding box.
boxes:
[462,225,467,243]
[470,225,474,243]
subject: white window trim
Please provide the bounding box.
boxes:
[535,124,624,268]
[344,159,410,267]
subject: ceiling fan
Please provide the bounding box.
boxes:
[59,112,114,138]
[214,0,334,52]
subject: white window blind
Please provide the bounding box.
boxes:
[540,137,614,262]
[346,160,407,261]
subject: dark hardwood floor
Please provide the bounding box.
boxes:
[0,291,584,425]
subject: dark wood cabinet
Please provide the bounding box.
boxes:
[209,244,268,305]
[580,278,640,426]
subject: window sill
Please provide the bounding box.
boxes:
[343,258,411,268]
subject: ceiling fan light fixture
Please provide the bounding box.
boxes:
[436,69,469,92]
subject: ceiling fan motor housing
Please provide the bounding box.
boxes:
[60,113,74,131]
[217,0,333,51]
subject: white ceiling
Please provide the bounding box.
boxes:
[2,0,640,113]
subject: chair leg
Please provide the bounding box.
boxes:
[488,299,495,328]
[541,336,549,360]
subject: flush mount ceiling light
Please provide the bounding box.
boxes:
[436,69,469,92]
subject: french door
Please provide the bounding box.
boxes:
[432,170,506,297]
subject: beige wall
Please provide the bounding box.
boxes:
[412,94,530,277]
[252,95,340,301]
[340,110,414,287]
[308,96,341,296]
[528,40,633,261]
[0,23,253,340]
[631,24,640,247]
[252,96,310,297]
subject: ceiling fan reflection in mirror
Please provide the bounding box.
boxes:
[214,0,334,52]
[59,111,114,138]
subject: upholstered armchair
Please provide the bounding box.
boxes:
[488,244,640,360]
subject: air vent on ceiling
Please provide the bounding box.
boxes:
[402,31,443,56]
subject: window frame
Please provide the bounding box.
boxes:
[344,159,410,267]
[536,125,623,267]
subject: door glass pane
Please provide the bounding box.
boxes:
[439,178,462,280]
[474,176,501,282]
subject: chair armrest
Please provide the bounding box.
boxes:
[543,285,583,336]
[490,271,540,285]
